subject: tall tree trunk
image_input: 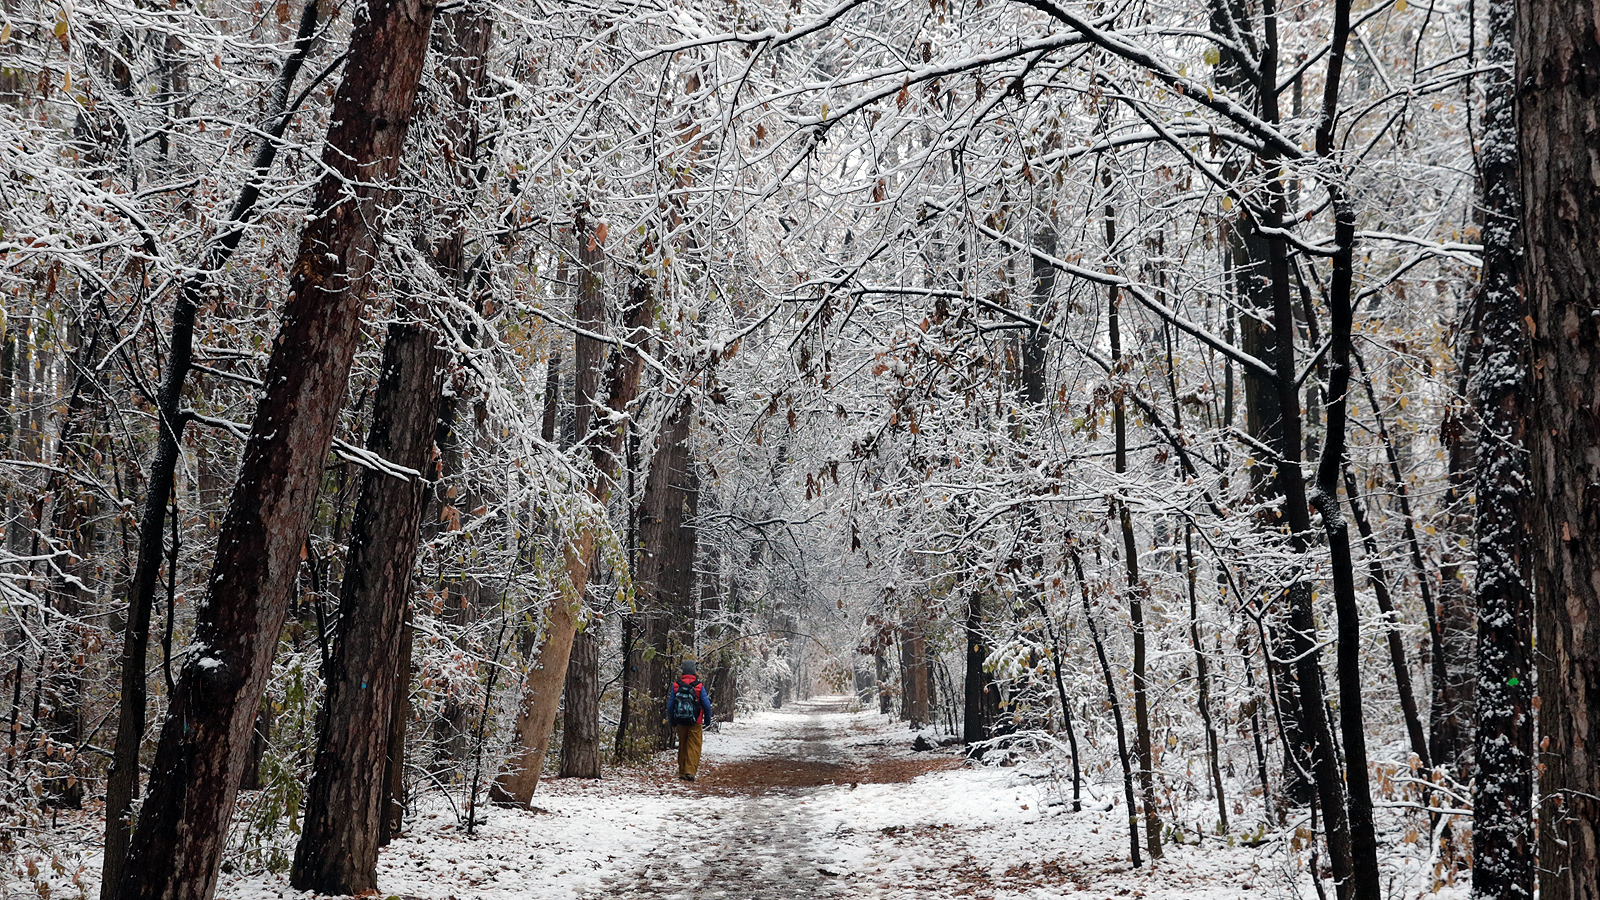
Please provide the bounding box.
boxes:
[291,2,488,884]
[1208,0,1314,808]
[1516,1,1600,895]
[558,212,609,778]
[875,649,891,715]
[1185,526,1227,833]
[899,614,929,728]
[490,281,652,807]
[558,625,602,778]
[634,396,699,750]
[289,317,447,892]
[1434,396,1478,779]
[1470,0,1534,895]
[99,5,325,892]
[114,0,438,894]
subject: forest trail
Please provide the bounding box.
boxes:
[595,696,957,900]
[337,699,1286,900]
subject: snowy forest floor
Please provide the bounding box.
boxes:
[206,696,1370,900]
[15,697,1469,899]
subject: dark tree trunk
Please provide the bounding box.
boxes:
[290,315,447,892]
[559,625,602,778]
[379,606,415,846]
[557,206,609,778]
[615,426,640,756]
[1224,96,1314,815]
[874,650,891,714]
[1031,596,1081,810]
[99,5,324,892]
[291,1,489,883]
[115,0,438,894]
[898,619,929,727]
[1344,469,1431,771]
[634,397,699,749]
[236,705,272,792]
[1470,2,1534,896]
[1433,397,1478,779]
[961,587,1001,749]
[1516,0,1600,895]
[1185,526,1227,833]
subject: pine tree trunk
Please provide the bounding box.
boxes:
[114,0,438,893]
[1516,1,1600,895]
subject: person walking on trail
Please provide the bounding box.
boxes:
[669,660,713,781]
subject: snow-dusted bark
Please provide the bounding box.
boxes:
[1467,0,1533,896]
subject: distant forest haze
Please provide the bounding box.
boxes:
[0,0,1594,896]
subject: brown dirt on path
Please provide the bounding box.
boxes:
[698,753,960,795]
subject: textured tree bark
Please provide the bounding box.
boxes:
[1470,1,1534,895]
[99,5,324,893]
[1433,400,1478,778]
[635,396,700,749]
[378,605,414,847]
[557,221,609,777]
[1516,0,1600,896]
[289,316,447,893]
[114,0,438,894]
[293,0,489,882]
[490,282,652,806]
[898,616,930,727]
[558,626,602,778]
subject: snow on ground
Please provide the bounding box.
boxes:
[12,699,1471,900]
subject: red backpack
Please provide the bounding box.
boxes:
[670,679,703,724]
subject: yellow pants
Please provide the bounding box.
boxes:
[676,724,703,778]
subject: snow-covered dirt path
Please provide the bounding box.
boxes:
[215,696,1436,900]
